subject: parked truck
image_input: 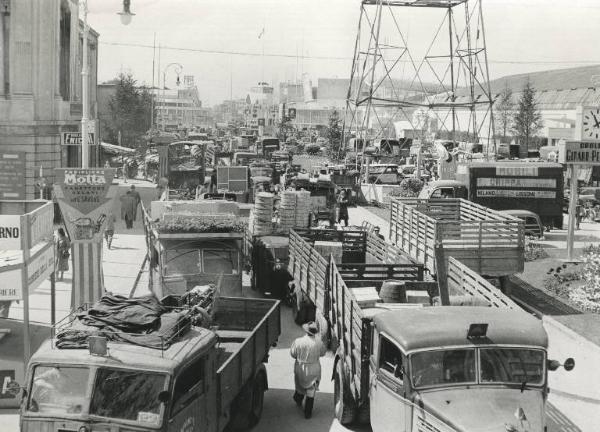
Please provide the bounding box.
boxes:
[19,296,281,432]
[389,197,525,297]
[418,162,564,229]
[328,253,574,430]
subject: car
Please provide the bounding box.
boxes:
[564,186,600,212]
[499,209,545,238]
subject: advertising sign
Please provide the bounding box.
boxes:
[61,132,96,146]
[0,370,16,399]
[477,178,557,188]
[558,141,600,165]
[0,152,26,199]
[54,168,117,242]
[0,242,54,301]
[0,215,22,249]
[495,166,538,177]
[476,190,556,199]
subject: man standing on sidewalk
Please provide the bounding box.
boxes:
[290,321,327,419]
[129,185,142,219]
[120,191,136,229]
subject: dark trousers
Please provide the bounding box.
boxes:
[125,216,133,229]
[338,213,348,227]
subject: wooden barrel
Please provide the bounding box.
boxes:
[379,280,407,303]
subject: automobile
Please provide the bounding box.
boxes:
[499,209,545,238]
[564,186,600,212]
[366,163,401,184]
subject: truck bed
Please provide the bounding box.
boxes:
[213,297,281,417]
[390,198,525,279]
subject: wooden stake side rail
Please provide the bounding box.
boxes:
[390,198,525,278]
[446,258,519,309]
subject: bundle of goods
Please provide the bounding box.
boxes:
[294,190,312,228]
[249,192,274,236]
[279,190,298,233]
[156,214,246,234]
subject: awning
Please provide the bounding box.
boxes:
[100,142,136,155]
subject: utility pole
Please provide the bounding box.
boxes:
[81,0,89,168]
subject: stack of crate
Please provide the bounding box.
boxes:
[250,192,274,236]
[279,190,298,233]
[294,190,312,228]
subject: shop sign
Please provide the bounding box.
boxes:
[477,178,557,188]
[0,215,21,249]
[476,190,556,199]
[558,141,600,165]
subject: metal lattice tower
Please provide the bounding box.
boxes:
[343,0,496,159]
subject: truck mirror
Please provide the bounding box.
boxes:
[564,358,575,371]
[158,390,170,404]
[547,360,560,371]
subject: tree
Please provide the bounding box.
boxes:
[512,80,543,152]
[104,73,153,148]
[495,83,514,141]
[326,109,344,160]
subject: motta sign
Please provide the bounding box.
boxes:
[55,169,113,215]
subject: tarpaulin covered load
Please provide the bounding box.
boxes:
[55,294,191,350]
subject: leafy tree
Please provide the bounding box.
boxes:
[389,177,425,198]
[495,84,514,141]
[326,109,344,160]
[305,144,321,155]
[104,73,153,148]
[512,80,543,152]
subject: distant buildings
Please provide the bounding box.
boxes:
[154,83,212,131]
[0,0,99,199]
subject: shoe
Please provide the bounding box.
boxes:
[293,392,304,407]
[304,397,314,419]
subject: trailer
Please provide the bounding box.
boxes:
[19,296,281,432]
[329,254,574,431]
[389,198,525,300]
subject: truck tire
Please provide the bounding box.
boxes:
[357,400,370,424]
[248,373,266,427]
[334,360,356,425]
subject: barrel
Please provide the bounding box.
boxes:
[379,280,407,303]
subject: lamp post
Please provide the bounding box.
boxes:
[161,63,183,131]
[81,0,134,168]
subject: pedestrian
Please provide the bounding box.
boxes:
[290,321,327,419]
[104,213,116,249]
[337,190,349,227]
[575,200,584,230]
[373,226,385,240]
[55,228,70,281]
[120,191,137,229]
[104,160,110,169]
[129,185,142,219]
[122,160,129,183]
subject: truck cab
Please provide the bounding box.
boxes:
[368,307,574,432]
[418,180,468,199]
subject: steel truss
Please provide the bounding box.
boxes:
[343,0,496,160]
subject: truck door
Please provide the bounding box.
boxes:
[167,356,208,432]
[370,334,411,432]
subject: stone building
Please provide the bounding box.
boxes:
[0,0,98,199]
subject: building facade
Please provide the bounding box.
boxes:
[0,0,99,199]
[154,85,211,131]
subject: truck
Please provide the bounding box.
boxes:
[329,253,574,431]
[389,197,525,297]
[418,162,564,229]
[18,295,281,432]
[142,200,248,298]
[256,136,280,158]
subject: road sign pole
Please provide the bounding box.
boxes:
[566,164,579,261]
[81,0,89,169]
[20,215,31,366]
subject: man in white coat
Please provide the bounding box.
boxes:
[290,321,327,418]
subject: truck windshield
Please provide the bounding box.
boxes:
[480,348,544,385]
[90,368,167,426]
[28,366,90,415]
[411,349,476,387]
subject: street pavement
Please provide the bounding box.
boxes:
[0,195,596,431]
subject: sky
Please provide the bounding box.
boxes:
[87,0,600,107]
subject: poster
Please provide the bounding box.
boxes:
[54,168,117,242]
[0,215,22,250]
[0,152,26,199]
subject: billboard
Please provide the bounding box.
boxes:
[0,152,25,199]
[54,168,118,242]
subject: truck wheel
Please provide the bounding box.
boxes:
[334,360,356,425]
[357,400,370,424]
[248,374,266,427]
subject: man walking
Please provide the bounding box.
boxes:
[129,185,142,219]
[337,190,349,227]
[290,321,327,419]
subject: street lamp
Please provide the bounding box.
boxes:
[161,63,183,131]
[81,0,135,169]
[117,0,135,25]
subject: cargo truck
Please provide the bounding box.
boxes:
[329,252,575,431]
[19,296,281,432]
[418,162,564,229]
[389,198,525,296]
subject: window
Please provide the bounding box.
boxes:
[203,249,237,274]
[164,249,201,276]
[480,348,544,385]
[28,366,90,415]
[379,337,404,380]
[431,188,454,198]
[90,369,166,425]
[411,349,476,388]
[59,1,71,100]
[171,358,205,416]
